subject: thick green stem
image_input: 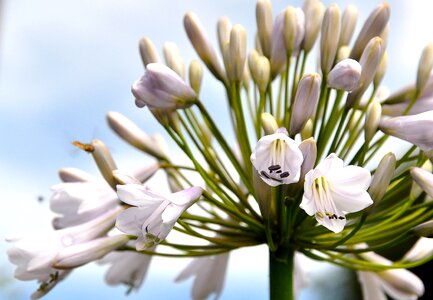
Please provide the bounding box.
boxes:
[269,248,294,300]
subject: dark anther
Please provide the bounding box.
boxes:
[261,171,271,179]
[268,165,281,172]
[338,216,345,220]
[280,171,290,178]
[145,225,150,233]
[276,170,282,173]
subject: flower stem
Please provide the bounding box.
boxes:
[269,248,294,300]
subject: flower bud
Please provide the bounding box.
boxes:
[290,73,321,135]
[150,108,180,132]
[416,44,433,94]
[252,166,272,219]
[242,63,251,91]
[404,237,433,262]
[350,3,390,60]
[217,16,231,55]
[302,0,325,53]
[380,110,433,151]
[348,110,362,131]
[320,4,341,74]
[413,221,433,238]
[346,37,384,109]
[336,45,350,62]
[256,0,273,58]
[284,6,303,55]
[374,51,387,89]
[189,59,203,95]
[364,99,382,143]
[107,111,168,160]
[229,25,247,82]
[328,58,361,92]
[301,119,313,140]
[139,37,160,67]
[368,152,396,203]
[163,42,185,79]
[261,112,279,135]
[91,139,117,188]
[298,138,317,184]
[132,63,197,110]
[338,5,358,47]
[249,51,271,93]
[184,12,226,82]
[411,166,433,198]
[58,168,96,183]
[410,160,433,199]
[54,235,129,269]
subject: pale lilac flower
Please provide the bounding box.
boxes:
[99,249,154,293]
[250,128,304,186]
[300,154,373,233]
[6,207,122,293]
[175,253,229,300]
[327,58,361,92]
[379,110,433,151]
[132,63,197,110]
[357,251,424,300]
[116,185,203,250]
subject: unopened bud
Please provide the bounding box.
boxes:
[217,17,231,55]
[58,168,95,183]
[365,100,382,143]
[346,37,384,109]
[283,6,301,55]
[150,108,180,132]
[139,37,160,67]
[350,2,390,60]
[414,221,433,238]
[302,0,325,53]
[328,58,361,92]
[336,46,351,62]
[338,5,358,47]
[374,51,387,89]
[107,111,168,160]
[416,44,433,94]
[242,63,251,91]
[229,25,247,82]
[184,12,226,82]
[163,42,185,79]
[411,166,433,199]
[298,138,317,183]
[256,0,273,57]
[301,119,314,140]
[320,4,341,74]
[290,73,321,135]
[253,167,272,219]
[348,110,362,131]
[261,112,279,135]
[189,59,203,95]
[91,139,117,188]
[368,152,396,203]
[249,51,271,93]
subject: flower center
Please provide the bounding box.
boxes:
[312,176,345,221]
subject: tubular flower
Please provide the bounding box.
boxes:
[250,128,303,186]
[116,185,203,250]
[300,154,373,232]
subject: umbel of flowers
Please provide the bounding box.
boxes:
[7,0,433,299]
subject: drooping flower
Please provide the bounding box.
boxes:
[250,128,304,186]
[116,185,203,250]
[6,207,122,294]
[98,248,154,293]
[175,253,229,300]
[357,251,424,300]
[379,110,433,151]
[132,63,197,110]
[300,153,373,233]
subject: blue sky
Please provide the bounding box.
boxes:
[1,0,432,299]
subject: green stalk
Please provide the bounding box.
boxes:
[269,248,294,300]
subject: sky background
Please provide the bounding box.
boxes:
[0,0,432,299]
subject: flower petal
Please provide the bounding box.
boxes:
[115,207,151,236]
[117,184,165,207]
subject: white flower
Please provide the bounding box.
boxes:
[250,128,304,186]
[6,207,121,292]
[98,249,154,293]
[300,153,373,233]
[116,185,203,250]
[327,58,361,92]
[379,110,433,151]
[175,253,229,300]
[404,237,433,262]
[357,252,424,300]
[132,63,197,110]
